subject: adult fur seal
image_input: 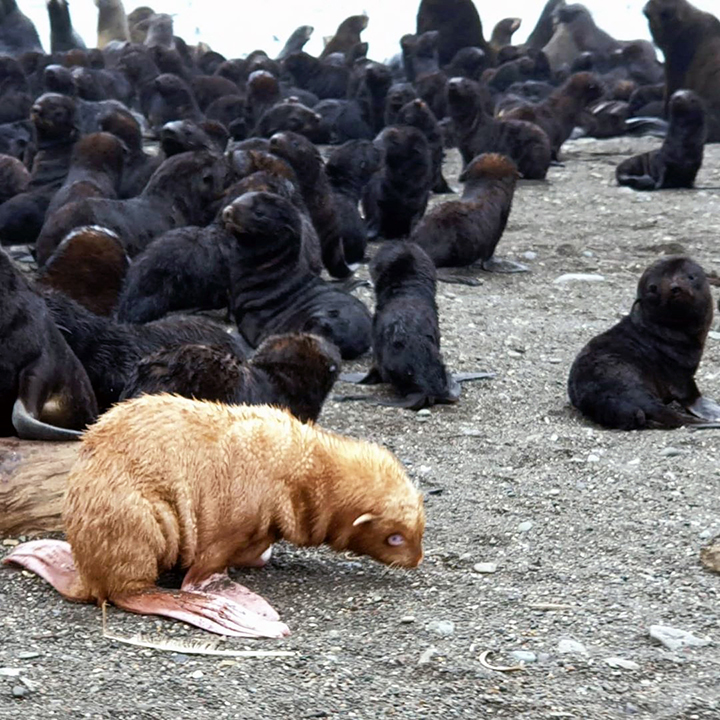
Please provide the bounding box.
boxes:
[0,0,44,56]
[276,25,313,61]
[416,0,491,66]
[0,249,97,440]
[342,243,493,408]
[320,15,368,59]
[96,0,130,48]
[644,0,720,142]
[5,395,425,637]
[568,256,720,429]
[410,153,524,272]
[47,0,86,52]
[616,90,706,190]
[224,191,372,360]
[447,76,552,181]
[120,333,341,423]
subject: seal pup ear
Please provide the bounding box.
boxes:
[353,513,379,526]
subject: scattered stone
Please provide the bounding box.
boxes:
[11,685,27,698]
[417,409,431,417]
[0,668,22,677]
[648,625,711,651]
[523,251,537,260]
[700,538,720,573]
[473,563,497,574]
[189,670,204,679]
[554,273,606,284]
[400,616,416,624]
[661,447,684,457]
[557,639,588,655]
[709,331,720,341]
[16,652,40,660]
[604,657,640,670]
[582,251,594,258]
[2,539,19,547]
[427,620,455,637]
[510,650,537,663]
[508,350,523,359]
[517,521,533,533]
[587,454,600,462]
[418,647,437,665]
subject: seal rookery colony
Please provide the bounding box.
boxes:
[4,395,425,638]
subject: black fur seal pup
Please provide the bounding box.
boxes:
[341,243,492,409]
[223,191,372,360]
[616,90,706,190]
[410,153,525,273]
[362,125,433,240]
[269,130,352,278]
[47,0,86,52]
[325,139,383,264]
[0,249,97,440]
[276,25,313,61]
[568,256,720,429]
[120,333,340,423]
[447,76,552,181]
[43,288,248,413]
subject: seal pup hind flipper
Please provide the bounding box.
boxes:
[480,257,530,274]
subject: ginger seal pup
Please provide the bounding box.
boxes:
[4,396,425,638]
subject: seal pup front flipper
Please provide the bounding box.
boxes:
[687,396,720,421]
[12,399,84,441]
[480,257,530,274]
[339,368,383,384]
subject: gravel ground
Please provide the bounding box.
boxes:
[2,137,720,719]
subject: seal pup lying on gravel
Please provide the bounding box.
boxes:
[4,395,425,638]
[616,90,706,190]
[341,243,493,409]
[120,333,341,423]
[410,153,525,273]
[568,256,720,429]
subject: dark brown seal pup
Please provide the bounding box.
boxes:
[36,151,226,264]
[37,226,128,315]
[447,76,552,181]
[362,125,433,240]
[0,0,43,56]
[500,72,604,160]
[224,191,372,360]
[0,152,29,203]
[417,0,491,66]
[568,256,720,429]
[4,395,424,637]
[325,139,382,264]
[616,90,706,190]
[644,0,720,142]
[276,25,313,61]
[120,333,341,423]
[342,243,492,409]
[0,249,97,440]
[410,153,524,272]
[490,18,521,51]
[43,288,247,412]
[269,131,352,278]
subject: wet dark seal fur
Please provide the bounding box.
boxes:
[223,191,371,360]
[362,125,433,240]
[616,90,706,190]
[348,243,461,410]
[644,0,720,143]
[447,76,551,180]
[120,333,341,423]
[0,249,97,440]
[568,256,720,429]
[410,153,522,272]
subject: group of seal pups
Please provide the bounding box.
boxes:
[2,0,720,637]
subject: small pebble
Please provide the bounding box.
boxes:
[16,652,40,660]
[2,539,19,547]
[417,409,431,417]
[582,251,594,258]
[189,670,204,679]
[604,657,640,670]
[418,647,437,665]
[708,331,720,341]
[517,521,533,533]
[0,669,22,677]
[473,562,497,574]
[510,651,537,663]
[648,625,711,651]
[554,273,606,284]
[557,639,588,655]
[400,616,416,624]
[508,350,522,359]
[587,454,600,462]
[11,685,27,698]
[427,620,455,637]
[661,447,684,457]
[523,251,537,260]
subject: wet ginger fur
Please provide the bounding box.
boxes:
[6,396,424,637]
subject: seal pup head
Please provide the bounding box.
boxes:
[635,255,712,333]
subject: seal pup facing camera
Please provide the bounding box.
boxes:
[120,333,341,423]
[4,395,425,637]
[616,90,706,190]
[341,243,493,409]
[568,256,720,429]
[410,153,525,273]
[224,191,372,360]
[0,249,97,440]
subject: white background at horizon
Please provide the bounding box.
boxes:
[20,0,720,61]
